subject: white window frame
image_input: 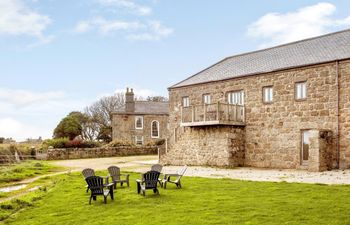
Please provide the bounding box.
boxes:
[135,135,144,145]
[227,90,244,105]
[151,120,160,138]
[135,116,143,130]
[295,82,307,100]
[263,86,273,103]
[203,94,211,104]
[182,96,190,107]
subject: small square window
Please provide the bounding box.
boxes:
[295,82,307,100]
[203,94,211,104]
[135,136,143,145]
[135,116,143,129]
[228,91,244,105]
[182,96,190,107]
[263,86,273,103]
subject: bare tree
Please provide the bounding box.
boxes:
[84,93,125,142]
[146,96,168,102]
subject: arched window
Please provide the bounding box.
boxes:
[151,121,159,138]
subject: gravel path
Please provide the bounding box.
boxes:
[52,155,350,185]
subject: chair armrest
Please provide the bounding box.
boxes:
[120,173,130,178]
[104,183,114,187]
[136,179,144,184]
[164,173,179,177]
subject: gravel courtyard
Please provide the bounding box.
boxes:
[51,155,350,185]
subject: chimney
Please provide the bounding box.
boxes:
[125,87,135,112]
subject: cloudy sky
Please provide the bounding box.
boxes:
[1,0,350,141]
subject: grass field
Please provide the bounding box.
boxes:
[0,161,65,186]
[1,171,350,225]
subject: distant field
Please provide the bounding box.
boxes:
[0,143,43,155]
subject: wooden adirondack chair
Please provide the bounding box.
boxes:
[108,166,130,189]
[85,176,114,204]
[136,171,160,196]
[161,165,187,189]
[82,168,95,193]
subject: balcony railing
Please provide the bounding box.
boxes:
[180,102,245,127]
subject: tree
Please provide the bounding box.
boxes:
[53,112,83,140]
[84,93,125,142]
[146,96,168,102]
[0,137,4,144]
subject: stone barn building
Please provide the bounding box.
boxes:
[161,29,350,172]
[112,88,169,146]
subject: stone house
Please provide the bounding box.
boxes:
[161,29,350,172]
[112,88,169,146]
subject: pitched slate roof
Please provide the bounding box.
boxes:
[114,101,169,115]
[170,29,350,89]
[134,101,169,115]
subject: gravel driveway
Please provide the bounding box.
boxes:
[51,155,350,185]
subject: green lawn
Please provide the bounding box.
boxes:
[1,171,350,225]
[0,161,65,186]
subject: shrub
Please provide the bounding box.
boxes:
[105,140,135,147]
[43,138,69,149]
[145,139,165,146]
[83,141,101,148]
[65,139,83,148]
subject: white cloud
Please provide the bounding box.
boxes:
[98,0,152,16]
[75,18,172,41]
[75,18,143,35]
[0,0,53,44]
[0,117,52,141]
[0,88,66,107]
[0,88,92,141]
[127,20,173,41]
[247,2,350,48]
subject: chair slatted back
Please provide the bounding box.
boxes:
[108,166,121,181]
[82,168,95,178]
[143,171,160,189]
[85,176,104,195]
[151,164,163,173]
[175,165,187,182]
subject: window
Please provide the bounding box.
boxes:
[151,121,160,138]
[228,91,244,105]
[295,82,307,100]
[263,86,273,103]
[135,116,143,129]
[135,136,144,145]
[203,94,211,104]
[182,96,190,107]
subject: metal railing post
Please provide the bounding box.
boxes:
[216,102,220,121]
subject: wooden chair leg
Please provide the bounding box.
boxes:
[89,196,92,205]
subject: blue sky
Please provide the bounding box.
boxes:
[1,0,350,141]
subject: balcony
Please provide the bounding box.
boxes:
[180,102,245,127]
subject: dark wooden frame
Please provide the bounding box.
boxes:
[136,171,160,196]
[85,176,114,204]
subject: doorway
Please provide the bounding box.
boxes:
[301,130,310,165]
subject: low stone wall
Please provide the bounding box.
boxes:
[47,146,158,160]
